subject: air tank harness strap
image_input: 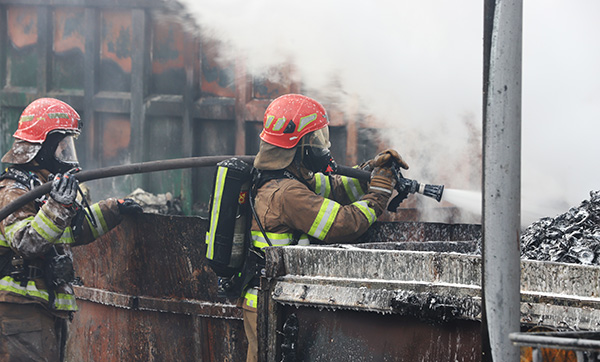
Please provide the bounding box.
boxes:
[0,167,43,191]
[0,167,46,207]
[0,251,44,287]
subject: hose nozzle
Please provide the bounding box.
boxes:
[420,183,445,202]
[398,178,445,202]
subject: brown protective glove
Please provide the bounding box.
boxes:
[369,166,396,196]
[372,149,409,170]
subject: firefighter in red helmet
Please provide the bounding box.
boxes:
[0,98,141,361]
[243,94,408,361]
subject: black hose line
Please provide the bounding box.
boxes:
[0,156,368,222]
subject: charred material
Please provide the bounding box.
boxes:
[521,190,600,265]
[390,290,481,323]
[280,313,299,362]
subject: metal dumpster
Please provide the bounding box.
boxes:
[258,222,600,361]
[67,213,245,362]
[67,217,481,361]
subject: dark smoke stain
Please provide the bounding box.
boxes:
[154,28,180,63]
[253,82,280,99]
[201,53,234,90]
[63,14,82,38]
[16,14,35,36]
[107,27,132,59]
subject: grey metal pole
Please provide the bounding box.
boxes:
[483,0,523,360]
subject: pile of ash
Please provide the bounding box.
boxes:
[520,190,600,265]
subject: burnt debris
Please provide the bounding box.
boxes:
[521,190,600,265]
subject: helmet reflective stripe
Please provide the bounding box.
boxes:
[48,113,69,119]
[272,117,286,132]
[0,276,50,300]
[19,115,34,123]
[314,173,331,198]
[308,199,341,240]
[341,175,365,203]
[86,203,109,239]
[352,200,377,225]
[251,230,293,249]
[54,292,78,311]
[265,115,275,129]
[297,113,317,132]
[31,212,63,242]
[205,166,228,259]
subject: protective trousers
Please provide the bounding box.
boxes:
[0,302,67,362]
[243,308,258,362]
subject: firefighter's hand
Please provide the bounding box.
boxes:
[369,166,396,196]
[50,172,79,207]
[117,199,143,215]
[373,149,409,170]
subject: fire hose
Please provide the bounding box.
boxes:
[0,155,443,222]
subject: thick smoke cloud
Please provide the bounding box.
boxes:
[174,0,600,224]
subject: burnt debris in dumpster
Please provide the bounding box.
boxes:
[521,190,600,265]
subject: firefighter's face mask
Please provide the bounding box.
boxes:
[35,132,80,174]
[299,127,337,174]
[54,135,79,166]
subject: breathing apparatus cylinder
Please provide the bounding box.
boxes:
[205,158,252,278]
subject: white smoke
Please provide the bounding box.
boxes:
[173,0,600,222]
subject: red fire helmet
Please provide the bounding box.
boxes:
[260,94,329,149]
[13,98,81,143]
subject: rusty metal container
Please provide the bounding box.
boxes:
[67,213,245,362]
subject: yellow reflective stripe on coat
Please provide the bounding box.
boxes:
[341,176,364,202]
[0,276,78,311]
[0,276,49,301]
[308,199,340,240]
[0,232,9,247]
[251,230,293,249]
[54,292,78,311]
[353,200,377,225]
[87,203,109,239]
[206,166,228,259]
[4,217,34,243]
[314,173,331,198]
[57,227,75,244]
[31,211,63,242]
[244,287,258,309]
[297,233,310,246]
